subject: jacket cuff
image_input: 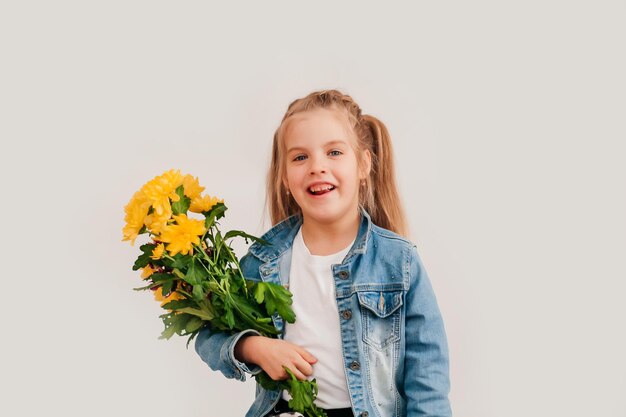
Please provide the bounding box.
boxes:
[225,329,263,379]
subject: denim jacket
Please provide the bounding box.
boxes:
[195,206,452,417]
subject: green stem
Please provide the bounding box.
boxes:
[226,292,278,335]
[223,244,248,297]
[171,268,185,279]
[194,242,216,267]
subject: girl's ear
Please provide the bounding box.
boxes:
[360,149,372,180]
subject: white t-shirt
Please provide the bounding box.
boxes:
[281,225,355,409]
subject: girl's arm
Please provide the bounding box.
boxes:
[404,245,453,416]
[194,323,318,382]
[235,335,317,381]
[193,252,316,382]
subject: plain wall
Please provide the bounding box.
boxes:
[1,1,624,416]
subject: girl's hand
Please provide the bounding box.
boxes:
[235,335,317,381]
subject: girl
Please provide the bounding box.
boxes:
[195,89,452,417]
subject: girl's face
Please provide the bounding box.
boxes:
[283,108,371,228]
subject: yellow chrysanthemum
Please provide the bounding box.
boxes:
[159,213,207,256]
[151,243,165,260]
[123,169,221,245]
[190,194,224,213]
[182,174,205,200]
[141,264,157,279]
[122,169,184,244]
[122,191,152,245]
[141,169,184,217]
[144,204,173,235]
[154,286,185,308]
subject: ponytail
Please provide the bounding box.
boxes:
[359,114,409,238]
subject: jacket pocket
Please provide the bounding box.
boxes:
[357,290,403,350]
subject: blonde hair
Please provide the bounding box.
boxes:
[265,89,409,238]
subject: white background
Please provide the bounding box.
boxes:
[1,1,624,416]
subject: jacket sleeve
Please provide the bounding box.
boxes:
[404,244,453,416]
[194,326,263,381]
[194,251,264,382]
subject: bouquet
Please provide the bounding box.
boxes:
[122,169,327,417]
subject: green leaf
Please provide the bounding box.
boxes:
[254,371,280,391]
[132,243,156,271]
[162,253,191,270]
[149,272,176,283]
[132,282,156,291]
[254,371,328,417]
[259,282,296,323]
[192,284,205,301]
[159,312,193,340]
[176,307,214,321]
[223,229,270,246]
[185,331,200,349]
[185,316,204,333]
[184,258,209,286]
[284,368,326,416]
[226,292,279,336]
[161,279,174,295]
[204,202,227,229]
[254,282,267,304]
[220,297,236,329]
[160,299,195,310]
[171,185,191,215]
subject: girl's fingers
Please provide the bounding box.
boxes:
[294,346,317,364]
[297,360,314,377]
[283,359,311,381]
[289,365,308,381]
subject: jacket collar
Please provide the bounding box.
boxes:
[249,205,372,263]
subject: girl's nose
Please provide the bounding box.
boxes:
[309,155,327,175]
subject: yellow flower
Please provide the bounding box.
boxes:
[122,191,151,245]
[122,169,184,244]
[190,194,224,213]
[159,213,207,256]
[154,286,185,308]
[141,169,184,217]
[151,243,165,260]
[122,170,220,245]
[144,205,173,235]
[182,174,205,200]
[141,264,157,279]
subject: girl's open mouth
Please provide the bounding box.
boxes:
[308,185,336,196]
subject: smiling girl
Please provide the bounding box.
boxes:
[195,89,452,417]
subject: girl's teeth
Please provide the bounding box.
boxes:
[309,185,335,194]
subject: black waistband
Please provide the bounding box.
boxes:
[266,398,355,417]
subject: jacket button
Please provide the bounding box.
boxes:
[349,361,360,371]
[341,310,352,320]
[360,412,369,417]
[339,271,349,279]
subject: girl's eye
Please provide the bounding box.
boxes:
[292,150,341,161]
